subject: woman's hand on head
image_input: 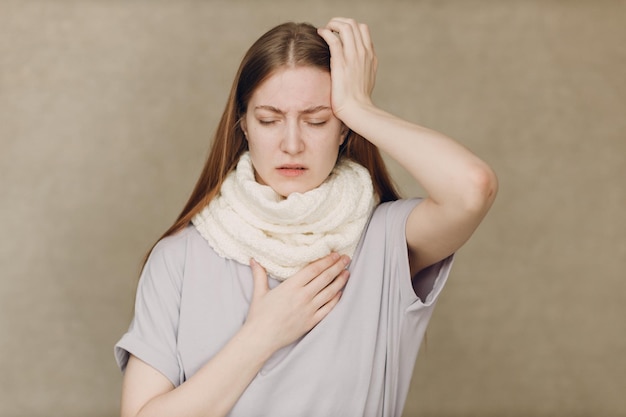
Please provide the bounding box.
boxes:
[317,18,377,123]
[245,253,350,354]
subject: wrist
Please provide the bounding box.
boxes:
[237,321,279,363]
[337,101,386,140]
[336,98,375,125]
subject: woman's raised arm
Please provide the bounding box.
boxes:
[318,18,498,276]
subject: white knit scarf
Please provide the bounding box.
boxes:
[192,152,377,281]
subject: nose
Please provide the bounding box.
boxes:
[280,120,304,155]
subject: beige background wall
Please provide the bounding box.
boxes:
[1,1,624,416]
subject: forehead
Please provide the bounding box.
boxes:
[249,66,331,110]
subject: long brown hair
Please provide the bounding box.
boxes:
[150,22,400,259]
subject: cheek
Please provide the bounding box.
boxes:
[245,128,267,155]
[319,140,342,175]
[247,152,269,186]
[325,130,344,155]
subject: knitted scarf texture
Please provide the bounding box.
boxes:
[192,152,377,281]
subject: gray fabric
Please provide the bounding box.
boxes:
[115,198,453,417]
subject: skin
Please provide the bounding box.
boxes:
[241,66,347,198]
[121,17,498,417]
[317,18,498,275]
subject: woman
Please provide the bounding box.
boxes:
[115,18,497,417]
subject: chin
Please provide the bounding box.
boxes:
[273,184,315,198]
[276,189,305,198]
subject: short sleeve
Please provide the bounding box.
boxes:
[114,233,186,387]
[380,198,454,311]
[407,254,453,311]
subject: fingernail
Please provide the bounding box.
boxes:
[342,255,351,266]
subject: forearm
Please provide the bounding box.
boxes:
[124,254,349,417]
[342,103,496,209]
[131,324,273,417]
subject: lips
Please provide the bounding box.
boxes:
[277,164,307,177]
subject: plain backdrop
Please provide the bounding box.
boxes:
[1,1,625,416]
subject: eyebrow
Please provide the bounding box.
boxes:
[254,105,331,115]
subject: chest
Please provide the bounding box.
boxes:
[175,251,388,391]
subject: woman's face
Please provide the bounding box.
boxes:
[242,66,345,198]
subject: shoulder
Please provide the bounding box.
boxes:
[370,198,424,226]
[359,198,424,247]
[151,225,206,258]
[142,225,206,291]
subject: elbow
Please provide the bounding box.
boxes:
[462,163,498,214]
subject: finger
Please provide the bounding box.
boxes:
[325,18,365,56]
[357,23,377,75]
[317,27,346,65]
[250,259,269,302]
[290,252,342,286]
[312,288,343,324]
[312,269,349,309]
[306,255,350,295]
[358,22,374,53]
[329,17,371,47]
[327,17,361,33]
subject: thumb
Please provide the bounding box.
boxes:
[250,258,269,301]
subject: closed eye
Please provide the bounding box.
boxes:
[306,120,327,126]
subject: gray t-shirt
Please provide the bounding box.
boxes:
[115,198,453,417]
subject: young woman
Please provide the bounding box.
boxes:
[115,17,497,417]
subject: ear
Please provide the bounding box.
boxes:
[339,125,349,145]
[240,117,248,139]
